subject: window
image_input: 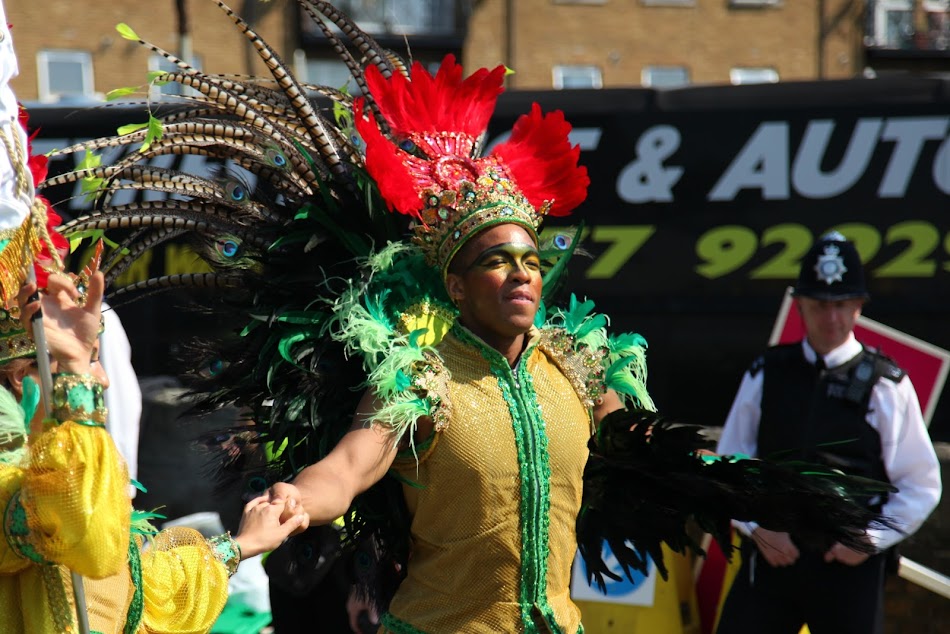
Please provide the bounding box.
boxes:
[553,65,603,89]
[641,65,690,88]
[320,0,456,35]
[304,58,361,94]
[923,0,950,49]
[867,0,950,49]
[729,67,779,85]
[640,0,696,6]
[870,0,914,48]
[728,0,781,7]
[37,50,95,103]
[149,54,203,99]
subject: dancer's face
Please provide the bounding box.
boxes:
[445,224,542,344]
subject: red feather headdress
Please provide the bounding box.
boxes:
[354,55,589,276]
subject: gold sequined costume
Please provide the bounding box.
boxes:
[381,325,614,634]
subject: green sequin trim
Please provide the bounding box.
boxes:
[208,532,242,577]
[454,325,556,634]
[40,564,75,633]
[124,534,144,634]
[4,490,50,564]
[51,373,108,425]
[380,612,428,634]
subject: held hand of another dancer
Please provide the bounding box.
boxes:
[267,482,307,536]
[823,542,871,566]
[751,527,800,567]
[234,494,309,559]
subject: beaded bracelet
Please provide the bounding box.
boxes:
[50,373,107,426]
[208,532,242,577]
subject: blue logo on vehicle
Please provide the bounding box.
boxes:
[582,543,653,596]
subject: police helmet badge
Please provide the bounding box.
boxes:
[814,242,848,285]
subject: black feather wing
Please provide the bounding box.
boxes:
[577,408,898,593]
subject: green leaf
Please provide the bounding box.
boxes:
[116,23,140,41]
[105,86,138,101]
[76,149,105,203]
[117,121,149,136]
[140,114,164,152]
[76,149,101,172]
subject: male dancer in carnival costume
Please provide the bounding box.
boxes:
[45,2,898,632]
[0,4,308,632]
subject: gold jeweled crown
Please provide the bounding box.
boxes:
[354,56,588,277]
[0,307,34,364]
[412,165,546,273]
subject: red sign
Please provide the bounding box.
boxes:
[769,287,950,425]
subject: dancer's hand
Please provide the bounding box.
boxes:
[751,527,800,567]
[18,271,104,374]
[267,482,307,535]
[234,494,309,559]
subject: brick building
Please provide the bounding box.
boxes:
[7,1,949,103]
[465,0,949,89]
[5,0,291,103]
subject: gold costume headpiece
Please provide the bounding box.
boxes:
[354,56,589,278]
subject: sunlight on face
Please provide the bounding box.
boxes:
[796,296,864,355]
[445,224,542,346]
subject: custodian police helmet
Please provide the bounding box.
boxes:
[793,231,869,301]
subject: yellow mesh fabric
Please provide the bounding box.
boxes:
[139,526,230,634]
[24,421,131,578]
[0,417,132,632]
[87,564,136,634]
[387,330,590,633]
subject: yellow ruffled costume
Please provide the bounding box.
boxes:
[0,377,231,634]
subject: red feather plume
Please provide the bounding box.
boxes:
[492,104,590,217]
[19,105,68,287]
[353,98,425,218]
[363,55,505,143]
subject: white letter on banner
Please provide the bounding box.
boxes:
[616,125,683,203]
[878,117,949,198]
[709,122,789,201]
[792,118,882,198]
[934,135,950,195]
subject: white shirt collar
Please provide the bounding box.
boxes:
[801,333,861,369]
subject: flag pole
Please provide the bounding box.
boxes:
[25,266,92,634]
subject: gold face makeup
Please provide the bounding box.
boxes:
[467,243,541,276]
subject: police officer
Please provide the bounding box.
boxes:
[715,231,942,634]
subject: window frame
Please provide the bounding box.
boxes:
[640,0,697,7]
[729,66,780,85]
[552,65,604,90]
[36,49,95,103]
[641,65,691,88]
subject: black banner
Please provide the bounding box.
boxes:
[30,74,950,439]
